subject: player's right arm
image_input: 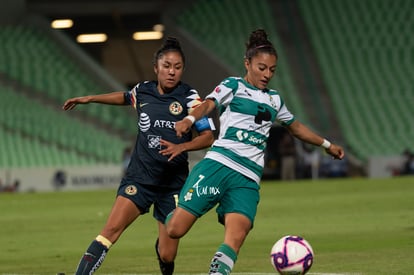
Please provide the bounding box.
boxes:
[175,99,216,138]
[62,91,126,110]
[175,77,238,137]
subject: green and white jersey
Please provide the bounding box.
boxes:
[205,77,295,183]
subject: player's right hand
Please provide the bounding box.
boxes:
[175,119,192,138]
[326,144,345,160]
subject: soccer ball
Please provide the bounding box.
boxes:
[270,235,314,275]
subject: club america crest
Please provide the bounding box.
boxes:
[125,185,138,195]
[169,101,183,115]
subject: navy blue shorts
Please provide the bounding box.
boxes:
[117,181,179,223]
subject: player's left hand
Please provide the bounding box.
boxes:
[175,119,192,138]
[326,144,345,160]
[62,96,91,110]
[159,139,186,161]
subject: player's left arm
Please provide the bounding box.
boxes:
[62,91,126,110]
[286,120,345,160]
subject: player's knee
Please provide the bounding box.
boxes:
[165,208,196,238]
[166,221,184,239]
[165,211,180,238]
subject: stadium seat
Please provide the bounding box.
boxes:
[298,0,414,160]
[176,0,310,125]
[0,24,135,136]
[0,83,128,167]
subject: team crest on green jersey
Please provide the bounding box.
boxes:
[169,101,183,115]
[184,188,193,201]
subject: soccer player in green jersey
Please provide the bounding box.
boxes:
[166,29,345,274]
[63,37,214,275]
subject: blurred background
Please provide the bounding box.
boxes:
[0,0,413,192]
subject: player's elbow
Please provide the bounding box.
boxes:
[205,132,215,146]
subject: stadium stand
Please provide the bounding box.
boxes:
[268,0,339,137]
[0,22,133,168]
[175,0,310,125]
[174,0,413,166]
[0,23,135,136]
[2,0,410,173]
[298,0,414,160]
[0,82,128,167]
[0,129,89,168]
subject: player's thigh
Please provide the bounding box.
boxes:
[117,181,157,215]
[177,158,227,217]
[216,173,260,226]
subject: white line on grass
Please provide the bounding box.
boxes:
[0,273,362,275]
[94,273,361,275]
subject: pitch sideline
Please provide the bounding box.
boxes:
[93,273,360,275]
[0,273,361,275]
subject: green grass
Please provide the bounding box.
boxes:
[1,176,413,274]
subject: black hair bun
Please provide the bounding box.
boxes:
[163,37,182,50]
[247,29,270,48]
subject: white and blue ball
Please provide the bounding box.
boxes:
[270,235,314,275]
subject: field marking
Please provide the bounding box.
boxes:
[97,273,361,275]
[34,274,358,275]
[92,273,361,275]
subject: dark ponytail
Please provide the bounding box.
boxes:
[153,37,186,66]
[245,29,277,60]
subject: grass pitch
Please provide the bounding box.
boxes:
[1,176,413,274]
